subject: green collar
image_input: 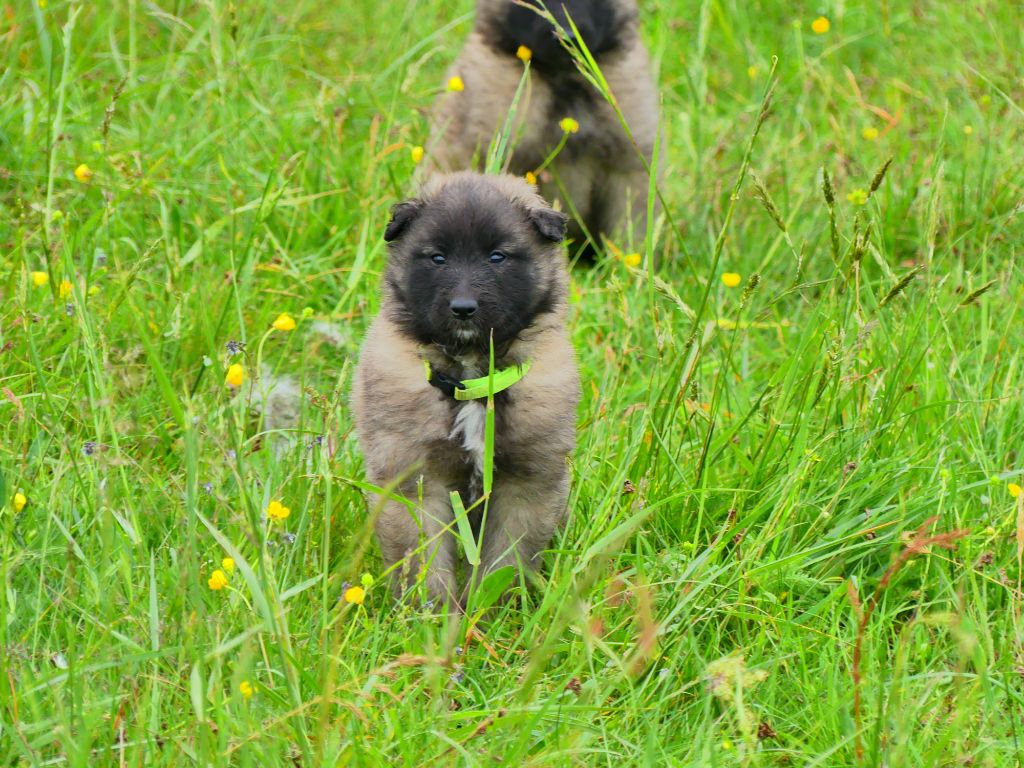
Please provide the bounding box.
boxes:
[423,359,532,401]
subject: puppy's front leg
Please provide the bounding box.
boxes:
[595,166,656,250]
[376,488,458,606]
[477,469,571,580]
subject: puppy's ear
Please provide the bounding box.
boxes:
[384,199,423,242]
[528,207,569,242]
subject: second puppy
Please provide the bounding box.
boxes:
[352,172,581,605]
[428,0,659,255]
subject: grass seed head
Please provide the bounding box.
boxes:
[822,167,835,206]
[868,156,894,196]
[751,172,786,232]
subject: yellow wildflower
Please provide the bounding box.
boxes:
[344,585,366,605]
[239,680,255,699]
[516,45,532,63]
[525,171,538,186]
[811,16,830,34]
[225,363,244,388]
[272,312,296,332]
[222,557,235,573]
[721,272,742,288]
[963,125,974,136]
[721,740,734,751]
[208,569,229,590]
[862,126,879,141]
[267,500,290,521]
[410,145,424,164]
[847,188,868,205]
[74,164,93,183]
[624,253,642,268]
[59,279,73,299]
[1010,483,1022,498]
[446,76,465,92]
[13,493,27,512]
[31,271,49,287]
[559,116,580,134]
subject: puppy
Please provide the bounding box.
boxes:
[427,0,659,255]
[352,172,581,605]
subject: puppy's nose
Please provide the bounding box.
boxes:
[450,298,477,318]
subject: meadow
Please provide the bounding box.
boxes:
[2,0,1023,764]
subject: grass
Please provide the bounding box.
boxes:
[2,0,1023,764]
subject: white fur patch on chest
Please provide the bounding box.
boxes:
[450,400,487,476]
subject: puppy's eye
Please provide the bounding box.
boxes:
[429,253,446,265]
[489,251,507,264]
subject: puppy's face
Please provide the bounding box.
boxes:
[480,0,630,70]
[383,174,568,354]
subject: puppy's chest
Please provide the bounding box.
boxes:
[441,360,512,477]
[449,400,488,477]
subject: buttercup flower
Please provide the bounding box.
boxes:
[267,500,290,521]
[516,45,532,62]
[559,116,580,134]
[59,279,72,299]
[225,363,244,387]
[847,188,868,205]
[721,272,742,288]
[811,16,830,34]
[272,312,296,332]
[74,164,93,183]
[410,145,424,164]
[447,76,465,92]
[525,171,538,185]
[344,585,366,605]
[31,271,49,287]
[13,493,27,512]
[208,569,229,590]
[239,680,255,699]
[862,126,879,141]
[1010,483,1022,498]
[222,557,235,573]
[624,253,642,268]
